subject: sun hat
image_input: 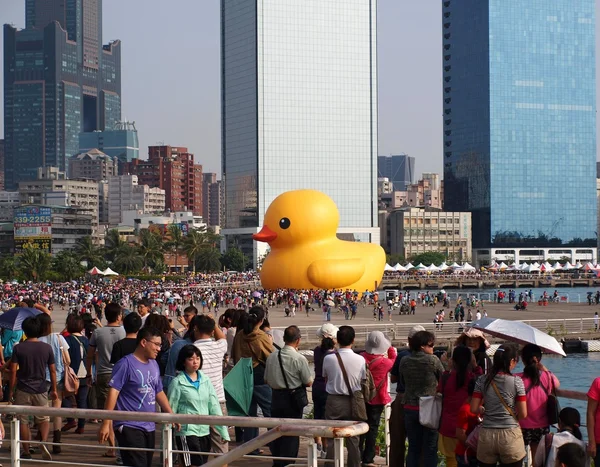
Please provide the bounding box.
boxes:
[316,323,339,339]
[456,328,490,349]
[365,331,391,355]
[408,324,426,338]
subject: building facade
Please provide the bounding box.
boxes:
[202,173,222,228]
[389,208,472,261]
[79,120,139,163]
[122,145,202,216]
[68,149,117,181]
[443,0,597,252]
[3,0,121,189]
[17,167,99,232]
[107,175,165,227]
[221,0,379,264]
[377,154,415,191]
[0,191,20,222]
[0,140,4,191]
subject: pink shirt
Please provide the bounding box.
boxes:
[516,370,559,429]
[361,346,397,405]
[587,377,600,442]
[438,370,475,438]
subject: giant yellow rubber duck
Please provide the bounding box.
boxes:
[253,190,385,291]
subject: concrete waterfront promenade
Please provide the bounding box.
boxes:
[4,300,600,466]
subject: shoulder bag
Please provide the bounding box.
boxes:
[57,334,79,396]
[335,352,367,421]
[277,349,308,412]
[491,380,518,420]
[419,371,450,429]
[364,357,383,403]
[541,371,560,426]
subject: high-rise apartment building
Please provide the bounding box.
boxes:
[107,175,165,227]
[122,146,202,216]
[68,149,117,181]
[377,155,416,191]
[79,120,139,163]
[443,0,597,259]
[3,0,121,189]
[221,0,379,264]
[202,173,222,228]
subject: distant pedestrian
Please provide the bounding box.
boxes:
[595,312,599,332]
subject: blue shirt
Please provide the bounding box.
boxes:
[163,337,192,390]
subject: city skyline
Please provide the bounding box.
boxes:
[0,0,446,178]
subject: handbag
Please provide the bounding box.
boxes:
[276,349,308,412]
[541,372,560,426]
[419,371,450,429]
[57,334,79,396]
[335,352,367,421]
[465,423,482,455]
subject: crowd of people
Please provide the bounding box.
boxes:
[0,276,598,467]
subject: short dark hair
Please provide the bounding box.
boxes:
[183,306,198,316]
[283,325,301,344]
[337,326,355,347]
[409,330,435,351]
[105,303,122,323]
[66,315,84,334]
[37,313,52,336]
[192,315,215,335]
[123,312,142,334]
[23,298,35,308]
[556,443,586,467]
[138,298,152,308]
[175,344,203,372]
[22,316,41,338]
[137,327,162,346]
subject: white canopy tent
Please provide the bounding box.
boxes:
[439,262,449,270]
[552,262,563,270]
[427,264,440,271]
[404,263,415,270]
[384,264,395,272]
[498,262,509,270]
[415,263,428,270]
[393,263,407,272]
[461,262,476,272]
[102,267,119,276]
[449,262,462,269]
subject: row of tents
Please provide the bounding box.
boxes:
[384,260,600,274]
[384,262,477,272]
[88,267,119,276]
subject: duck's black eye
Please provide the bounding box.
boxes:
[279,217,291,230]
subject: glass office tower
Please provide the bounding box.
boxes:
[3,0,121,189]
[221,0,379,264]
[377,154,416,191]
[80,121,140,163]
[443,0,597,250]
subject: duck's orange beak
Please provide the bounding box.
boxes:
[253,225,277,243]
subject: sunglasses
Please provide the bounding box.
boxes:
[424,343,435,348]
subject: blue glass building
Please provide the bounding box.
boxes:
[377,154,415,191]
[443,0,597,249]
[79,121,139,163]
[3,0,121,189]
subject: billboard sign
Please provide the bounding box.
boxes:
[14,207,52,253]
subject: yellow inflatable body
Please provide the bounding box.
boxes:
[253,190,385,291]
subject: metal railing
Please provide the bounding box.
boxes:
[0,405,368,467]
[292,318,599,346]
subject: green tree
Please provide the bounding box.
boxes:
[166,224,184,272]
[196,247,222,272]
[183,229,206,274]
[0,255,18,280]
[410,252,447,266]
[52,250,84,281]
[18,248,52,281]
[221,247,247,271]
[385,254,405,265]
[138,229,164,271]
[74,236,104,268]
[104,229,125,262]
[113,245,143,274]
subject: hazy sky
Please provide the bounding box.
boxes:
[1,1,596,179]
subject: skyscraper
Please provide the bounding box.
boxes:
[377,154,415,191]
[443,0,597,259]
[3,0,121,189]
[79,120,139,163]
[221,0,379,264]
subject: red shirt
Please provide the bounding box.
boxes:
[438,370,475,437]
[361,346,397,405]
[455,402,478,457]
[588,377,600,442]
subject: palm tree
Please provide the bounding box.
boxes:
[113,245,143,274]
[183,229,206,274]
[52,250,84,281]
[138,229,164,271]
[74,236,104,268]
[196,247,222,272]
[104,229,125,262]
[166,224,184,273]
[0,255,18,280]
[18,248,52,281]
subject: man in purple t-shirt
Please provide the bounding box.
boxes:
[98,327,178,467]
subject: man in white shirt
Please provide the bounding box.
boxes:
[322,326,366,467]
[475,310,482,321]
[192,315,229,462]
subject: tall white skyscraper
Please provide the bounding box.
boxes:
[221,0,379,264]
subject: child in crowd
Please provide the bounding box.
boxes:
[454,380,479,467]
